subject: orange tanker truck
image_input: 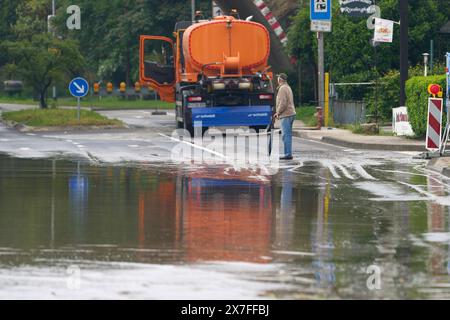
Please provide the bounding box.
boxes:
[139,13,274,135]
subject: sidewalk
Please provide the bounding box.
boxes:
[291,120,426,152]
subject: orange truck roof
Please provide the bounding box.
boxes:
[183,16,270,76]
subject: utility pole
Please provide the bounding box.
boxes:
[51,0,57,101]
[317,32,325,114]
[399,0,408,107]
[191,0,196,21]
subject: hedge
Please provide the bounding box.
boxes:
[406,75,446,137]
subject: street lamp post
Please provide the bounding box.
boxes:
[423,53,430,77]
[191,0,195,21]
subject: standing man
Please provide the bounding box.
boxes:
[274,73,296,160]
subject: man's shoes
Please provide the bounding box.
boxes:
[279,155,293,160]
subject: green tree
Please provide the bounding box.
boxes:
[0,1,23,68]
[5,34,85,108]
[287,0,450,108]
[53,0,213,85]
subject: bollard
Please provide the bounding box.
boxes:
[106,82,113,94]
[120,82,126,93]
[134,82,141,93]
[93,82,100,95]
[316,107,323,130]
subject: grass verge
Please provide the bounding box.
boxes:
[340,124,398,136]
[1,108,123,127]
[0,96,175,110]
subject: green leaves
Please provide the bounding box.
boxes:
[406,74,446,136]
[6,34,85,108]
[287,0,450,106]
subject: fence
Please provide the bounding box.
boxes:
[331,100,367,125]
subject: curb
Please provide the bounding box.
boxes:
[293,130,426,152]
[91,107,172,112]
[0,118,126,133]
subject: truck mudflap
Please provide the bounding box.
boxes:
[190,105,272,127]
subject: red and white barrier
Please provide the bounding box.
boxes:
[253,0,288,46]
[426,98,443,151]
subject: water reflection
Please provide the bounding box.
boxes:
[312,170,336,288]
[69,162,89,240]
[174,169,273,263]
[426,174,449,277]
[1,155,450,299]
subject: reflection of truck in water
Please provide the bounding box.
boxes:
[139,13,274,135]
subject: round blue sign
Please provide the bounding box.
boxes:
[69,77,89,98]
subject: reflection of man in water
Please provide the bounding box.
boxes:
[280,169,294,214]
[277,169,295,248]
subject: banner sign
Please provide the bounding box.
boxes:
[339,0,375,17]
[374,18,394,43]
[392,107,414,136]
[311,20,332,32]
[212,1,222,17]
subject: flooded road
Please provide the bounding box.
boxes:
[1,154,450,299]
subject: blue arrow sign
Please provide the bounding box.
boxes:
[311,0,332,21]
[69,77,89,98]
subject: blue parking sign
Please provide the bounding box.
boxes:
[311,0,332,21]
[69,77,89,98]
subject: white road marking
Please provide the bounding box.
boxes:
[321,161,341,179]
[335,164,355,180]
[353,164,377,180]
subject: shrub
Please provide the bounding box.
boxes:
[363,65,446,122]
[364,70,400,121]
[406,75,446,137]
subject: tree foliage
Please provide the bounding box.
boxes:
[5,34,85,108]
[3,0,85,108]
[287,0,450,105]
[52,0,212,85]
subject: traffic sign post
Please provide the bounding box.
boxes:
[69,77,89,121]
[311,0,332,21]
[310,0,332,123]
